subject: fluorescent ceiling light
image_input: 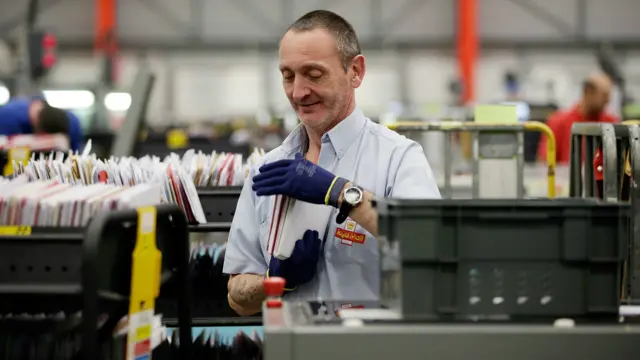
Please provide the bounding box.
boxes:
[104,92,132,112]
[43,90,95,109]
[0,86,10,106]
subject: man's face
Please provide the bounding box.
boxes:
[585,85,611,116]
[278,29,353,130]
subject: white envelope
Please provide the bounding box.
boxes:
[269,196,332,260]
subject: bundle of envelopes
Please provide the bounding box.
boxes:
[8,151,207,224]
[0,176,165,227]
[267,195,333,260]
[180,148,265,187]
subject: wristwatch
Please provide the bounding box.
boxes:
[336,185,364,224]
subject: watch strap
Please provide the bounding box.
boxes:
[336,204,351,224]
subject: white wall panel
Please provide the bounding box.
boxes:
[172,60,265,121]
[268,57,291,113]
[406,51,456,105]
[355,52,401,114]
[623,52,640,100]
[220,64,265,115]
[47,55,100,85]
[48,49,635,124]
[474,51,520,103]
[520,52,597,107]
[174,67,224,120]
[117,54,172,123]
[356,65,400,115]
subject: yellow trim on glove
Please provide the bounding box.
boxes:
[266,269,297,292]
[324,176,340,205]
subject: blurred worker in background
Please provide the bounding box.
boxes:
[0,96,84,152]
[538,72,618,164]
[223,10,440,316]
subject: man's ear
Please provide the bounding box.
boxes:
[350,54,366,89]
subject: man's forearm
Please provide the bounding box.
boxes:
[338,182,378,236]
[228,274,267,316]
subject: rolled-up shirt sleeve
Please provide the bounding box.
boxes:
[223,166,268,275]
[388,141,441,199]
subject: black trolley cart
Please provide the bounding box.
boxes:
[0,204,193,359]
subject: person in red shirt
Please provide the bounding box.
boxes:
[538,73,618,164]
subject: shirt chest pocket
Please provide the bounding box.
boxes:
[326,218,377,266]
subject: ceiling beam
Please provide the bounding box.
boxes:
[506,0,576,36]
[57,37,640,53]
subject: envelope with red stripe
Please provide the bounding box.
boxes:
[266,195,332,260]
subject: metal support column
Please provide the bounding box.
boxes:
[93,0,118,132]
[164,59,176,125]
[15,0,41,96]
[110,68,155,157]
[443,133,453,198]
[473,132,524,198]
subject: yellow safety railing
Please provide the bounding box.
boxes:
[387,121,557,198]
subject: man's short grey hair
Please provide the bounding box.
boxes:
[285,10,362,72]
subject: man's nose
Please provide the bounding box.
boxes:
[292,78,311,101]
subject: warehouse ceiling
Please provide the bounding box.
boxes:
[0,0,639,51]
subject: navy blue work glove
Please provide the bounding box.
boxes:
[252,153,348,207]
[267,230,321,291]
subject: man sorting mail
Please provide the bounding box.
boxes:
[223,10,441,316]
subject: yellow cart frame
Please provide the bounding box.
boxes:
[387,121,556,198]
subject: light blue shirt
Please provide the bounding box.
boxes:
[223,108,441,301]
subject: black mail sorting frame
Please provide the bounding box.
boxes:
[0,204,193,360]
[197,186,243,224]
[569,123,640,301]
[160,186,262,326]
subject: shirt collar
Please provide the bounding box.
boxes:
[282,108,367,158]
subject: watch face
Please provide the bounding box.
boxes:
[344,187,363,205]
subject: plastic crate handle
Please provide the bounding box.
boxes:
[477,212,550,220]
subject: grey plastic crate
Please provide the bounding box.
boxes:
[376,198,631,320]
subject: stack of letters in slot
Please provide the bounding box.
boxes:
[181,148,265,187]
[0,176,164,227]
